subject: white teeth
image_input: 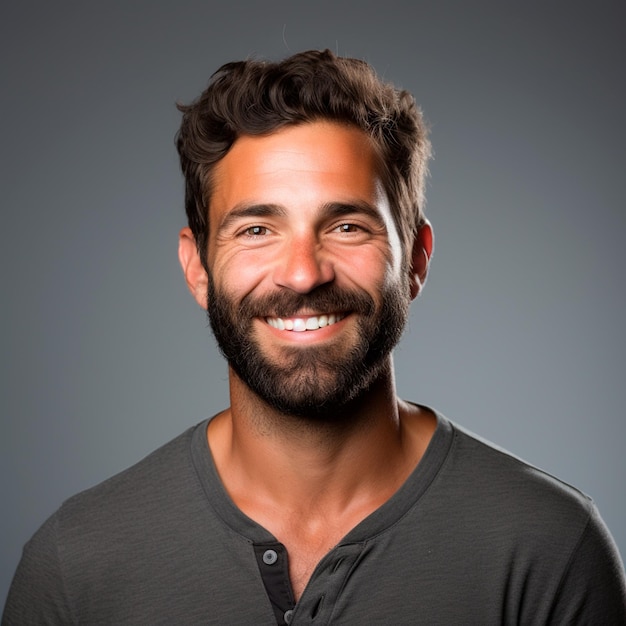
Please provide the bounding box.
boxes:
[265,313,345,332]
[305,317,319,330]
[293,318,307,332]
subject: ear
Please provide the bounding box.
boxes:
[178,227,209,309]
[409,220,434,300]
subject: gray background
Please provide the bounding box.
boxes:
[2,1,625,604]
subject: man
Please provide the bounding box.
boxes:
[4,50,625,624]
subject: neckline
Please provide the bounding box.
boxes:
[190,407,454,545]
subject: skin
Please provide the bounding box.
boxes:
[179,121,436,601]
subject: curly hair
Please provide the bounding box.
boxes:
[176,49,430,265]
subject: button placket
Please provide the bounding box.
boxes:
[253,543,295,624]
[297,543,365,623]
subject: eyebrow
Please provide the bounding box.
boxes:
[217,200,386,232]
[217,203,287,232]
[321,201,386,227]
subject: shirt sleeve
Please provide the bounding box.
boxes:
[548,503,626,623]
[2,512,76,626]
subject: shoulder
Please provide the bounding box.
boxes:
[31,418,215,568]
[410,412,626,619]
[3,420,213,624]
[59,421,205,523]
[439,416,594,516]
[420,413,607,566]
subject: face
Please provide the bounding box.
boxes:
[198,122,415,418]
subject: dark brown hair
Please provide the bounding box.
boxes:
[176,49,430,263]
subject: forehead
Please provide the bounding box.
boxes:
[210,121,383,215]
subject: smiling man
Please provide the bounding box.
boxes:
[4,50,625,624]
[182,121,418,421]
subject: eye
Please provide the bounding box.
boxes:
[242,225,270,237]
[334,223,361,233]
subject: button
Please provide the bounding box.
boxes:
[262,549,278,565]
[284,609,294,623]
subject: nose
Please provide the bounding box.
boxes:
[272,235,335,293]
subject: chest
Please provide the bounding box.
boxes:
[284,541,336,601]
[254,510,370,602]
[264,520,351,602]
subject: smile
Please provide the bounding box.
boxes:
[265,313,346,332]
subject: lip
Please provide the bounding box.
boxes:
[265,312,346,332]
[257,312,350,344]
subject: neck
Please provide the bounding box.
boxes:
[232,359,395,440]
[208,359,434,516]
[207,360,437,602]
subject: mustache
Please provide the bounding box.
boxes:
[236,285,376,319]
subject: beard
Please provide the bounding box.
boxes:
[206,274,410,420]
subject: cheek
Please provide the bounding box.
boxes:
[333,246,392,290]
[212,250,275,296]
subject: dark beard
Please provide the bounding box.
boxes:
[206,276,410,420]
